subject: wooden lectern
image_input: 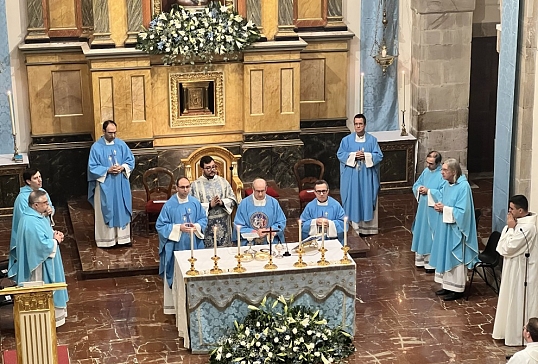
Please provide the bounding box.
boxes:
[1,282,67,364]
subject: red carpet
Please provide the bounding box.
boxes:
[3,345,69,363]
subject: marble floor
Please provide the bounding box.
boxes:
[0,178,520,363]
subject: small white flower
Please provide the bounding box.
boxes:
[274,337,279,343]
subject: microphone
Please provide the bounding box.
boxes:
[520,228,531,258]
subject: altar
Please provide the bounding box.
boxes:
[171,240,356,354]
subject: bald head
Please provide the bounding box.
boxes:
[252,178,267,200]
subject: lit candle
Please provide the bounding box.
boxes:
[381,46,387,58]
[298,219,302,246]
[213,226,217,256]
[343,216,348,246]
[190,228,194,259]
[236,224,241,255]
[360,73,364,114]
[7,91,16,135]
[402,71,406,112]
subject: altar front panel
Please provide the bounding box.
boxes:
[172,240,356,354]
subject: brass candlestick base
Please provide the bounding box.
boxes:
[340,245,352,264]
[293,245,307,268]
[233,254,246,273]
[317,246,330,266]
[210,255,223,274]
[186,257,199,276]
[264,254,277,270]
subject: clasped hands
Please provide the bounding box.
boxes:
[210,195,223,208]
[256,228,276,239]
[434,202,444,212]
[315,217,330,227]
[355,150,365,160]
[180,223,196,233]
[418,186,428,195]
[107,165,124,175]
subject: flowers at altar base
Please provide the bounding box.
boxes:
[209,295,355,364]
[136,1,261,65]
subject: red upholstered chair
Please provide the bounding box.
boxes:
[293,159,325,211]
[143,167,174,232]
[244,187,280,198]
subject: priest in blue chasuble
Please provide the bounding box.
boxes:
[156,177,207,314]
[337,113,383,235]
[234,178,286,244]
[430,158,479,301]
[16,190,68,327]
[300,180,345,243]
[191,156,237,247]
[8,169,55,280]
[88,120,135,248]
[411,151,445,272]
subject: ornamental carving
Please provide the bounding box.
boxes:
[169,71,225,128]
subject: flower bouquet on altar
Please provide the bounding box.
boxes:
[136,1,261,65]
[209,296,355,364]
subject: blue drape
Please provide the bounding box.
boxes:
[360,0,399,131]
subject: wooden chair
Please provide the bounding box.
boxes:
[143,167,175,232]
[181,146,243,203]
[293,158,325,210]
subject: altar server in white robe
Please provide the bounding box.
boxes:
[156,177,207,314]
[191,155,236,247]
[337,113,383,235]
[493,195,538,346]
[88,120,135,248]
[233,178,286,245]
[507,318,538,363]
[300,180,345,243]
[411,151,445,271]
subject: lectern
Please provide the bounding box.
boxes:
[1,282,67,364]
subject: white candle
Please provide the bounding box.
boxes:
[190,228,194,259]
[7,91,16,135]
[213,226,217,256]
[321,222,325,249]
[236,225,241,255]
[381,47,387,58]
[343,216,348,246]
[360,73,364,114]
[402,71,406,112]
[298,219,302,246]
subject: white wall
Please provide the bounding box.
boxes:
[6,0,29,153]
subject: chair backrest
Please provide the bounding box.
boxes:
[475,208,482,228]
[180,146,243,202]
[482,231,502,257]
[143,167,175,202]
[293,158,325,192]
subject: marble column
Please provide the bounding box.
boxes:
[326,0,346,30]
[81,0,94,40]
[246,0,264,37]
[275,0,298,40]
[125,0,144,46]
[25,0,50,42]
[91,0,115,48]
[409,0,475,169]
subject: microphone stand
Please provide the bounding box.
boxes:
[520,228,531,346]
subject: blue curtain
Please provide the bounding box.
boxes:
[0,0,14,154]
[360,0,399,131]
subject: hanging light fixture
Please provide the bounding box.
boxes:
[373,3,396,74]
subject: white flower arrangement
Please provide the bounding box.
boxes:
[209,296,355,364]
[136,1,260,65]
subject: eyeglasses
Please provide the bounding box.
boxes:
[315,190,328,194]
[203,166,217,171]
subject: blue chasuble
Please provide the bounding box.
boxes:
[300,196,345,242]
[8,185,54,279]
[233,195,287,244]
[88,137,135,228]
[429,175,479,273]
[410,166,445,255]
[156,195,207,287]
[337,132,383,223]
[15,208,68,308]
